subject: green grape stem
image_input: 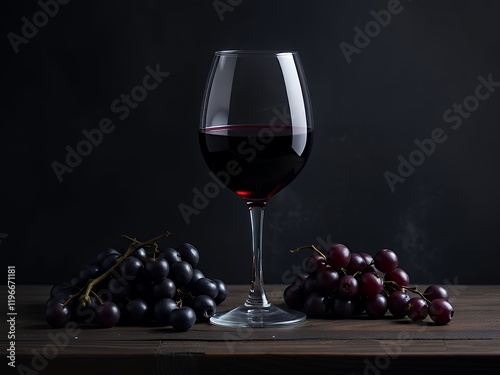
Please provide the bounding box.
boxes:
[290,245,327,259]
[151,242,159,260]
[90,289,104,305]
[77,230,171,306]
[176,288,192,307]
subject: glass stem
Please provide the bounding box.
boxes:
[245,202,270,308]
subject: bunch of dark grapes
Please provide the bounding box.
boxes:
[45,231,228,332]
[283,244,454,325]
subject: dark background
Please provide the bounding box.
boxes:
[1,0,499,286]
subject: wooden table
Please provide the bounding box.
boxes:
[3,284,500,374]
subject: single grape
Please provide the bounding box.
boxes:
[387,290,410,318]
[119,256,144,281]
[153,298,178,326]
[191,278,218,299]
[406,297,428,321]
[170,306,196,332]
[424,285,449,301]
[358,272,383,298]
[374,249,398,273]
[187,269,206,289]
[176,243,200,267]
[304,254,326,275]
[169,260,193,286]
[46,295,68,308]
[337,274,359,299]
[158,247,182,264]
[144,258,169,282]
[78,265,101,283]
[100,253,120,272]
[96,247,121,263]
[95,302,121,327]
[152,278,176,300]
[212,279,228,305]
[365,294,388,318]
[50,282,71,297]
[315,267,339,292]
[332,297,354,318]
[429,298,454,325]
[192,295,217,322]
[283,284,306,310]
[124,299,150,325]
[344,253,367,275]
[384,268,410,288]
[326,244,351,270]
[304,292,329,318]
[133,247,148,260]
[45,303,71,328]
[50,287,72,301]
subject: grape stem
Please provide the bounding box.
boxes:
[77,230,171,306]
[176,288,191,307]
[383,280,431,303]
[91,289,104,305]
[352,260,375,278]
[290,245,327,259]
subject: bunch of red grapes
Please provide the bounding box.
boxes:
[283,244,454,325]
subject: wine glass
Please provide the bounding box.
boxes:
[199,50,314,327]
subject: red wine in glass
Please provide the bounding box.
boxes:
[199,124,313,202]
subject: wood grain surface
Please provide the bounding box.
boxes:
[2,284,499,374]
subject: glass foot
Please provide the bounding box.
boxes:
[209,304,306,328]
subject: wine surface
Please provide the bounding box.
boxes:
[199,125,313,202]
